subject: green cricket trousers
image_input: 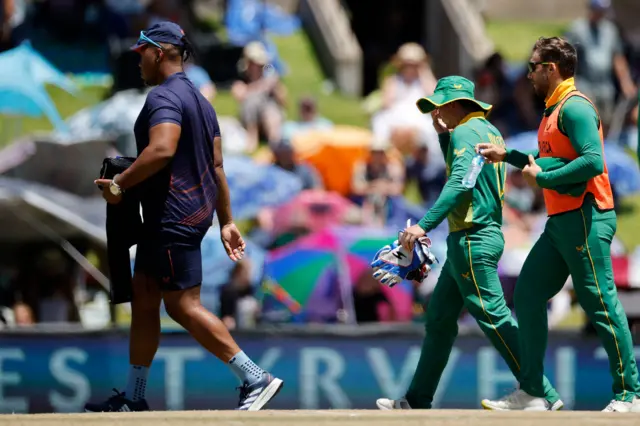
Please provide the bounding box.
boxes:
[406,224,560,408]
[515,198,640,402]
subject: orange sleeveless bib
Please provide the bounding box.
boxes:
[537,91,614,216]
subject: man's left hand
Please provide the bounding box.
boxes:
[221,223,246,261]
[94,178,122,205]
[399,224,427,251]
[522,154,542,187]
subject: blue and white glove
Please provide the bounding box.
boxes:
[370,222,438,288]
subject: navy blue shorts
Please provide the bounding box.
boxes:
[134,244,202,291]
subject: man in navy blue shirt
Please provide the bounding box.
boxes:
[89,22,283,412]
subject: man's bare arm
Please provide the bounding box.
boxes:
[213,136,233,226]
[116,123,181,190]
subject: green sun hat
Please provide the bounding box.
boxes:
[416,75,492,114]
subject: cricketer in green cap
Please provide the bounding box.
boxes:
[416,75,492,115]
[377,75,565,411]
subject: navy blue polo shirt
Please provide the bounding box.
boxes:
[133,72,220,246]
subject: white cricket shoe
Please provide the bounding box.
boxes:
[481,389,554,411]
[549,399,565,411]
[603,397,640,412]
[376,397,411,410]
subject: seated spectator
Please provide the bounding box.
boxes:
[404,135,446,207]
[272,139,323,191]
[350,137,405,226]
[474,53,517,137]
[371,42,440,158]
[185,62,217,102]
[352,270,396,324]
[13,247,80,324]
[232,41,287,151]
[219,260,258,330]
[281,96,333,142]
[250,147,325,249]
[0,266,33,327]
[564,0,636,127]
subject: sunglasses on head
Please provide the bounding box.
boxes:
[138,31,164,50]
[528,61,553,73]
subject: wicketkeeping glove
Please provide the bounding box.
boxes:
[370,225,438,288]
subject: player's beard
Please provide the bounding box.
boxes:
[142,64,161,86]
[532,74,549,99]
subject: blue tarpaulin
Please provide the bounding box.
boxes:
[224,155,303,220]
[0,42,78,131]
[225,0,301,43]
[225,0,301,76]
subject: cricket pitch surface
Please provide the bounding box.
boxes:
[2,410,639,426]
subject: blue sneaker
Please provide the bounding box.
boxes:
[84,389,150,412]
[236,372,283,410]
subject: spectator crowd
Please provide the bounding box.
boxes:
[1,0,640,333]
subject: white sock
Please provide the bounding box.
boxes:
[228,351,264,385]
[124,365,149,401]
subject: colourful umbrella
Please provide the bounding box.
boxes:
[336,226,414,321]
[261,229,352,323]
[271,189,357,235]
[262,226,425,324]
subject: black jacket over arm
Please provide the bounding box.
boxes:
[100,157,141,304]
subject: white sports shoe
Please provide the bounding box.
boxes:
[549,399,565,411]
[481,389,554,411]
[603,397,640,412]
[376,397,411,410]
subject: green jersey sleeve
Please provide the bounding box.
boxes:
[536,97,604,188]
[418,127,475,232]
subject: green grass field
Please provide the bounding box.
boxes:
[485,20,570,62]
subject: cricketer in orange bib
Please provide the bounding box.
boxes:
[478,37,640,412]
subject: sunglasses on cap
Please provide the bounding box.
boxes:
[527,61,553,73]
[137,31,164,50]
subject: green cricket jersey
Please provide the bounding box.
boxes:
[418,112,506,233]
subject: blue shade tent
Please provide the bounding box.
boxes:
[0,42,78,131]
[223,156,303,220]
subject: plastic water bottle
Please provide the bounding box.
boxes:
[462,153,485,188]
